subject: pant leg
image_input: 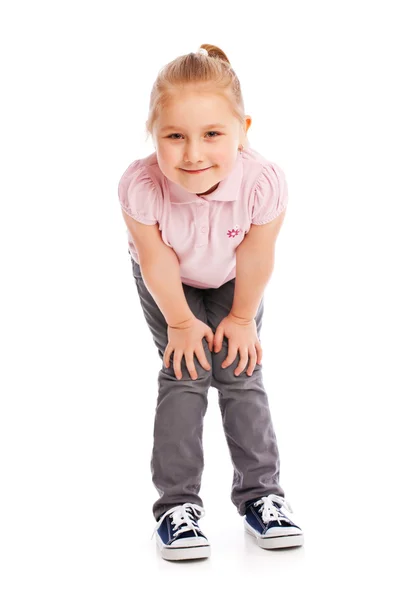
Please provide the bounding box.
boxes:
[130,257,213,521]
[203,277,285,516]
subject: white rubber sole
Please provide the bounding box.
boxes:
[156,534,211,561]
[244,519,304,549]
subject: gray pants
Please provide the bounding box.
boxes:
[130,254,285,521]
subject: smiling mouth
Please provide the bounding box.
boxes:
[182,167,212,172]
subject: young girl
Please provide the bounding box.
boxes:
[118,44,304,561]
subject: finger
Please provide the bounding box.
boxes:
[234,348,249,377]
[221,345,239,369]
[184,352,198,380]
[173,350,184,380]
[204,328,214,352]
[196,345,212,372]
[246,347,257,376]
[213,326,223,353]
[164,346,172,368]
[255,342,263,365]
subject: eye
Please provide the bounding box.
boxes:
[166,131,221,140]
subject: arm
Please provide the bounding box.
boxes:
[230,209,286,321]
[121,209,194,327]
[140,246,195,327]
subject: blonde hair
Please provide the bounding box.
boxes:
[145,44,249,149]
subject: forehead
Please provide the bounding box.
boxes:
[156,89,237,130]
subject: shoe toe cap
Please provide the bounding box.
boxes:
[170,535,209,547]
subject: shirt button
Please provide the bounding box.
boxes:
[201,226,206,233]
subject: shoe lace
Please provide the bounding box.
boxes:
[253,494,293,525]
[151,503,205,540]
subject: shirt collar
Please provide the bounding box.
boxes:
[165,151,243,204]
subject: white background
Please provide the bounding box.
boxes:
[1,0,399,598]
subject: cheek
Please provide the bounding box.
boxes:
[157,147,176,169]
[214,142,237,163]
[215,152,237,172]
[157,145,171,159]
[156,139,174,154]
[155,153,173,180]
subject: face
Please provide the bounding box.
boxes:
[152,88,251,195]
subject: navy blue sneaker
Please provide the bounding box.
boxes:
[151,503,210,561]
[244,494,304,549]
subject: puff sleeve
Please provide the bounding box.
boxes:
[251,162,288,225]
[118,162,160,225]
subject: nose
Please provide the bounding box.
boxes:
[183,140,204,165]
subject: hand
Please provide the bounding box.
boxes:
[165,316,214,380]
[213,313,262,377]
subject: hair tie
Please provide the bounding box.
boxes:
[196,48,208,57]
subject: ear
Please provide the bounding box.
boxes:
[239,116,252,148]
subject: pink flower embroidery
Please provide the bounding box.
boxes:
[227,224,243,238]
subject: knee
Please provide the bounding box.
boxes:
[211,342,262,383]
[161,338,214,383]
[211,342,236,383]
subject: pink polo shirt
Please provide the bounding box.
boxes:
[118,147,288,289]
